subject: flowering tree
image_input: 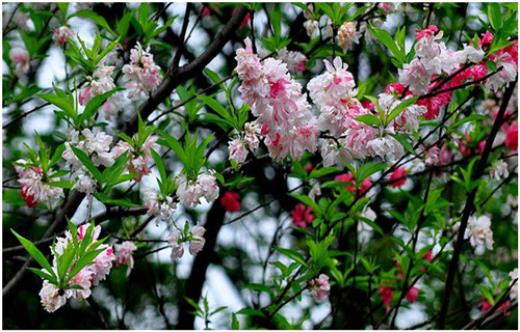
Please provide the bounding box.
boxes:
[2,2,518,329]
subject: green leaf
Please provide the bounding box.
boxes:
[39,92,75,118]
[71,9,115,35]
[151,149,167,183]
[275,246,307,266]
[355,114,381,127]
[231,313,239,330]
[369,26,405,66]
[47,180,74,189]
[28,267,57,284]
[487,3,503,31]
[79,88,122,124]
[386,97,419,125]
[11,229,55,276]
[289,193,321,214]
[70,146,103,182]
[67,248,105,282]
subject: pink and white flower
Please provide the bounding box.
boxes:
[168,229,184,260]
[52,26,74,47]
[115,241,137,275]
[465,215,494,251]
[310,274,330,300]
[9,47,30,76]
[176,170,220,208]
[39,281,66,313]
[337,21,361,50]
[277,48,307,74]
[189,225,206,255]
[235,38,319,161]
[15,160,64,209]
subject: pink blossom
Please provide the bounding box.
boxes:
[291,203,315,228]
[337,21,361,50]
[235,38,319,161]
[122,42,162,99]
[398,59,431,95]
[423,250,433,262]
[310,274,330,300]
[90,245,115,284]
[168,230,184,260]
[39,281,66,313]
[189,225,206,255]
[406,287,419,302]
[9,47,30,76]
[115,241,137,275]
[378,3,394,13]
[228,137,249,164]
[415,25,439,40]
[479,31,494,49]
[16,161,64,209]
[66,267,94,300]
[52,26,74,47]
[220,191,241,212]
[79,87,92,106]
[20,184,37,208]
[505,122,518,151]
[277,48,307,74]
[465,215,494,251]
[480,298,491,313]
[379,286,393,312]
[389,167,407,188]
[239,12,251,29]
[201,5,211,17]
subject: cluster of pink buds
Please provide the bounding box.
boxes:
[291,203,315,228]
[335,172,372,196]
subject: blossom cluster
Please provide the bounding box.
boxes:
[235,38,319,161]
[122,42,162,100]
[175,171,220,208]
[15,160,64,209]
[39,224,135,312]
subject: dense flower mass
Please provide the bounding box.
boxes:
[235,38,319,161]
[122,42,162,99]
